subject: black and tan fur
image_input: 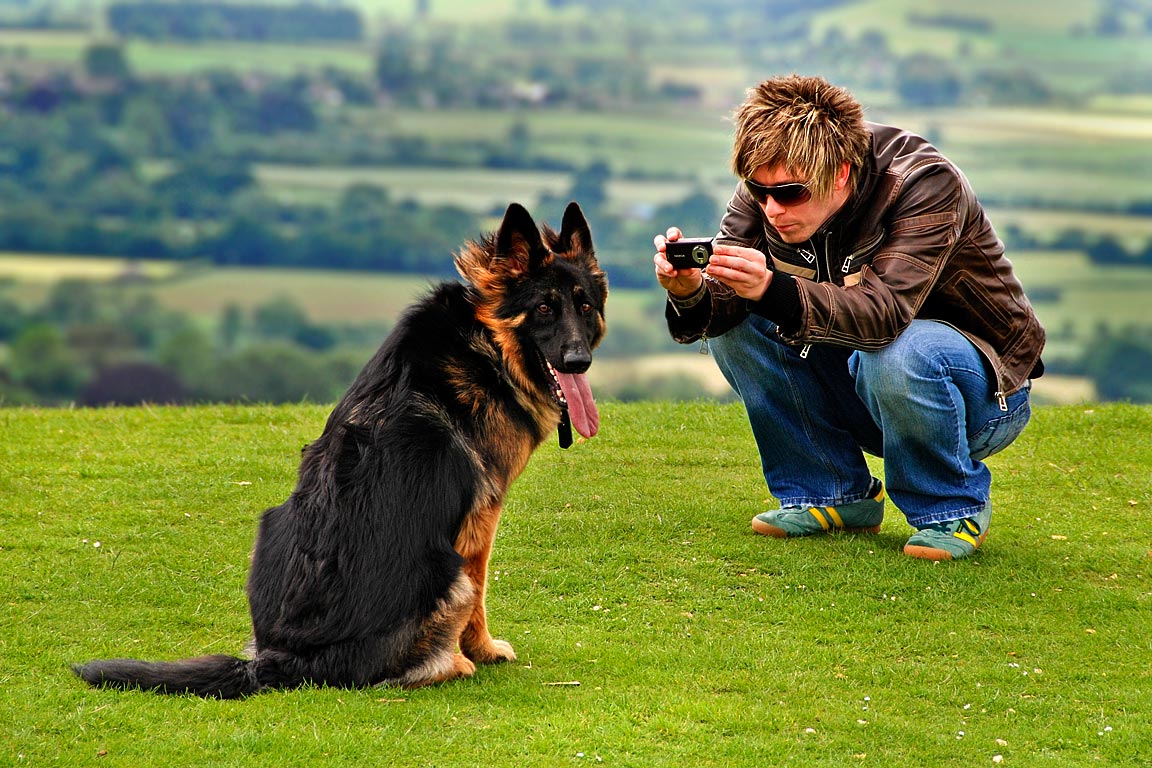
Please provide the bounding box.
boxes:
[73,202,607,697]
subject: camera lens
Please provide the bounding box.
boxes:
[691,246,708,265]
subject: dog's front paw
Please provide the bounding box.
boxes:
[465,638,516,664]
[490,638,516,662]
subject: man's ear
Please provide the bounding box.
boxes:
[835,160,852,191]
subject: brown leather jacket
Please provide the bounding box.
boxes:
[666,122,1045,400]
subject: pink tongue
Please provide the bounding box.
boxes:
[556,372,599,438]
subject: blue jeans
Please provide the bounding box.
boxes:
[709,315,1032,528]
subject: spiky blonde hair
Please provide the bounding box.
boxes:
[731,75,870,199]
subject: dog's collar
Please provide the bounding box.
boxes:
[545,356,573,449]
[557,407,573,449]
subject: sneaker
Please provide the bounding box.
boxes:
[903,503,993,561]
[751,479,885,538]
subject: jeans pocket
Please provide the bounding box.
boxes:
[969,387,1032,461]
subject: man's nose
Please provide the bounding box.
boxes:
[762,196,786,216]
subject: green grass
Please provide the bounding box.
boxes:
[146,266,441,324]
[814,0,1097,40]
[2,402,1150,766]
[350,0,555,21]
[351,107,735,181]
[0,255,178,283]
[253,163,715,212]
[124,39,375,76]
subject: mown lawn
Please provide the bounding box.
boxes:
[1,401,1149,766]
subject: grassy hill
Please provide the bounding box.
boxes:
[2,401,1149,766]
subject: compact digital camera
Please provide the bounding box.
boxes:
[665,237,714,270]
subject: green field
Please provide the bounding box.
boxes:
[0,254,178,282]
[0,28,376,74]
[254,162,731,214]
[3,246,1142,405]
[2,402,1150,766]
[988,208,1152,252]
[352,0,556,21]
[815,0,1098,38]
[352,107,737,181]
[254,164,576,211]
[5,2,1151,211]
[148,267,440,324]
[1009,251,1152,361]
[812,0,1144,96]
[4,248,1143,348]
[127,39,375,76]
[250,104,1152,215]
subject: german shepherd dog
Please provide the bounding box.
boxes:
[73,202,607,697]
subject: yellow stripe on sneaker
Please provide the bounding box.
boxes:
[962,519,980,535]
[808,508,832,531]
[954,530,979,547]
[824,506,845,528]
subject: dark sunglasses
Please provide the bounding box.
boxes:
[743,179,813,206]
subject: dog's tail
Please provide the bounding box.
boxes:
[72,655,261,699]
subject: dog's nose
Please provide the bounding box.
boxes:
[561,348,591,374]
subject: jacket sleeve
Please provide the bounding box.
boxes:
[665,275,747,343]
[783,162,969,349]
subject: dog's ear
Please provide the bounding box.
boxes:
[556,201,594,258]
[495,202,550,273]
[456,203,557,286]
[556,202,604,297]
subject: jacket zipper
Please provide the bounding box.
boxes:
[795,233,835,361]
[792,229,882,362]
[933,320,1010,411]
[838,230,885,277]
[822,232,834,282]
[803,233,835,359]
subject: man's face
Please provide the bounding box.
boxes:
[748,163,851,244]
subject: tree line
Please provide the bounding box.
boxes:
[0,272,698,406]
[0,278,372,406]
[107,2,364,43]
[0,37,725,287]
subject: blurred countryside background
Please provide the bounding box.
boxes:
[1,0,1151,407]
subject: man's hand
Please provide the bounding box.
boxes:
[653,227,705,297]
[705,244,773,301]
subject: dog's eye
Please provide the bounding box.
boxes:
[537,304,553,315]
[579,302,593,314]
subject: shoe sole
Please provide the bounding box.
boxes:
[751,517,881,538]
[902,543,957,561]
[903,532,987,561]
